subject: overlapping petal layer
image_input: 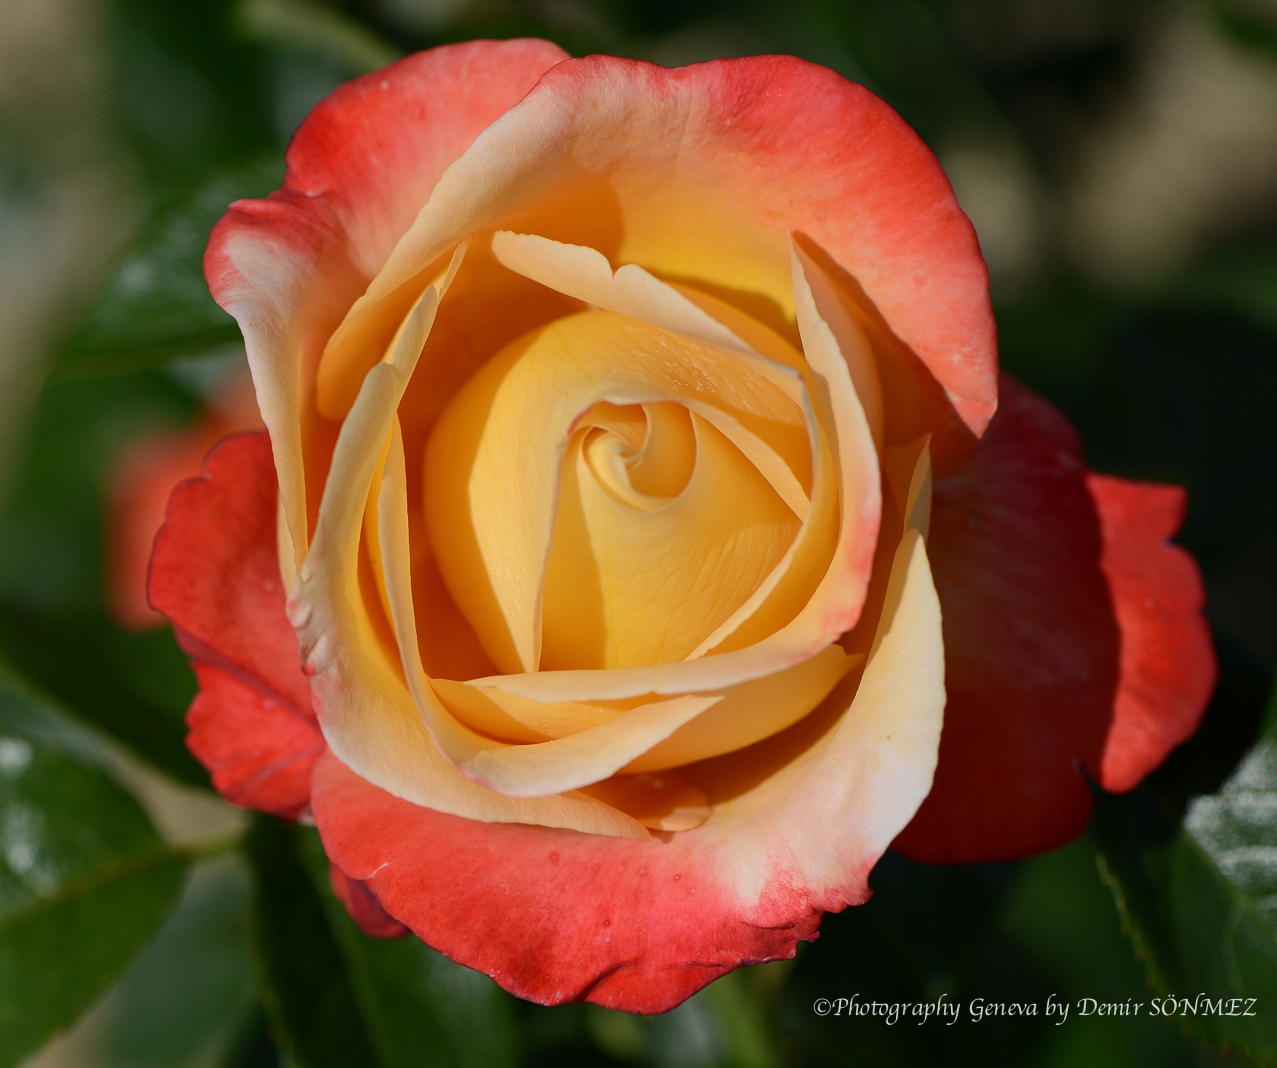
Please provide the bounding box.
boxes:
[149,433,323,818]
[893,378,1214,863]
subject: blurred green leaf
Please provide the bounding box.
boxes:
[0,371,199,616]
[1213,1,1277,65]
[1181,241,1277,338]
[248,815,519,1068]
[56,154,283,379]
[0,685,188,1068]
[294,824,520,1068]
[1092,679,1277,1061]
[234,0,402,74]
[246,815,380,1068]
[0,608,205,787]
[105,855,257,1067]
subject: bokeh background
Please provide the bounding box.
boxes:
[1,0,1275,1065]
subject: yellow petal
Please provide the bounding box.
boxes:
[491,230,803,404]
[316,242,464,421]
[384,416,732,798]
[622,643,860,773]
[423,310,807,675]
[541,412,801,669]
[463,242,880,704]
[580,771,711,832]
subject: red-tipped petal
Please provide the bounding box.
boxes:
[328,864,409,939]
[1089,474,1216,791]
[894,377,1214,863]
[150,431,324,813]
[310,751,821,1014]
[187,662,323,819]
[150,432,311,715]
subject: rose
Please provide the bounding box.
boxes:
[108,373,259,630]
[146,40,1216,1012]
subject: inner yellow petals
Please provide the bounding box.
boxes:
[541,410,801,670]
[580,401,696,510]
[423,309,808,675]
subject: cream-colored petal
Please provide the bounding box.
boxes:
[431,678,604,740]
[792,241,884,450]
[456,694,720,798]
[542,413,802,670]
[491,230,803,404]
[622,644,860,772]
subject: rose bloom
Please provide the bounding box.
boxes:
[144,40,1215,1012]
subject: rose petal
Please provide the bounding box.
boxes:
[1088,473,1215,791]
[312,497,944,1013]
[452,246,878,703]
[186,661,324,818]
[150,432,313,718]
[204,40,569,565]
[329,864,409,939]
[148,433,324,814]
[423,309,810,674]
[542,414,802,669]
[388,417,733,796]
[490,230,807,403]
[892,377,1215,863]
[322,54,994,468]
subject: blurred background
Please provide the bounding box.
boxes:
[0,0,1275,1065]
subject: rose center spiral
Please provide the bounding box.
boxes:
[423,307,810,675]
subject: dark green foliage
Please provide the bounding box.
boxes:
[1092,677,1277,1062]
[246,816,380,1068]
[0,688,187,1067]
[56,155,284,379]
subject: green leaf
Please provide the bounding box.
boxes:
[1091,676,1277,1061]
[0,608,205,787]
[1179,241,1277,338]
[1213,1,1277,66]
[233,0,402,74]
[0,697,188,1067]
[295,826,519,1068]
[56,154,283,379]
[248,814,519,1068]
[105,855,257,1066]
[246,815,380,1068]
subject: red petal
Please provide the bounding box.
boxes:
[893,377,1214,863]
[109,421,233,631]
[187,662,323,819]
[328,863,409,939]
[1088,474,1216,791]
[150,432,324,813]
[206,39,569,304]
[310,751,821,1014]
[513,53,997,465]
